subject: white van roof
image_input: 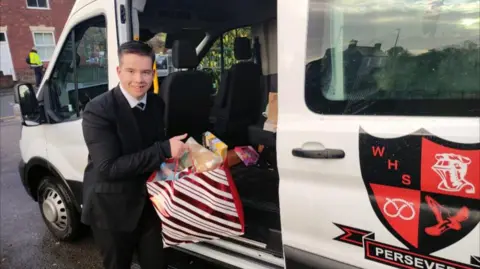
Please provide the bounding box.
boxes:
[67,0,98,21]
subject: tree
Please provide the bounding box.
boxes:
[374,42,480,98]
[199,27,252,90]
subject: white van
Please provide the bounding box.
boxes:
[14,0,480,268]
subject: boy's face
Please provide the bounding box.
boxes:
[117,53,153,99]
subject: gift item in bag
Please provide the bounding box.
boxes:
[203,131,228,160]
[157,160,189,181]
[160,162,177,181]
[183,137,223,173]
[146,162,245,247]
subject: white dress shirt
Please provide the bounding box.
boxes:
[119,84,147,110]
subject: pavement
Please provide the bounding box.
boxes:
[0,90,16,120]
[0,118,225,269]
[0,88,13,96]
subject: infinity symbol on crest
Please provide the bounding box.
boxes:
[383,198,416,221]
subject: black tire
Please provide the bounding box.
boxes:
[37,176,82,241]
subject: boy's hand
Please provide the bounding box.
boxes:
[169,133,188,159]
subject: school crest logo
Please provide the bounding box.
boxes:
[333,128,480,268]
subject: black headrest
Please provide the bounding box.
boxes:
[138,29,156,42]
[172,40,198,69]
[234,37,252,60]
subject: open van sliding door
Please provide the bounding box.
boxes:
[115,0,149,43]
[277,0,480,268]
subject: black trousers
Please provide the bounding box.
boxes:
[33,67,43,87]
[91,202,165,269]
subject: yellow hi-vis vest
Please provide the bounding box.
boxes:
[29,52,43,67]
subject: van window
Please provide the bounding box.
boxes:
[200,27,252,93]
[305,0,480,117]
[48,15,108,121]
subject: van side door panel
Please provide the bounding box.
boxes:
[278,0,480,268]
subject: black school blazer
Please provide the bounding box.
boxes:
[81,86,171,231]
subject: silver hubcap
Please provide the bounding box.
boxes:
[42,188,68,231]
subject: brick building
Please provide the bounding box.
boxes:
[0,0,75,86]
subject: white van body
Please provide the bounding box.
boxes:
[17,0,480,268]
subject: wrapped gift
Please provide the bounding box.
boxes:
[203,131,228,160]
[234,146,260,166]
[184,137,223,173]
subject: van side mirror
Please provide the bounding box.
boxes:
[14,83,41,126]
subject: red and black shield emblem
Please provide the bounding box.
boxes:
[359,128,480,254]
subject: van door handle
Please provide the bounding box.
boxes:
[292,148,345,159]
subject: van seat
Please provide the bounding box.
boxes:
[160,40,214,142]
[211,37,263,147]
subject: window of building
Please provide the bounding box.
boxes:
[27,0,49,9]
[200,27,252,93]
[0,33,6,42]
[32,32,55,61]
[48,15,108,122]
[304,0,479,117]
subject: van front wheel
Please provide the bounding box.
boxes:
[37,176,82,241]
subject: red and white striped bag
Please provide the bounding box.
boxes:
[146,160,245,247]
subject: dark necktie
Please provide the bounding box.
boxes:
[136,102,145,111]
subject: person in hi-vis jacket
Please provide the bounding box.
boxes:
[28,47,44,87]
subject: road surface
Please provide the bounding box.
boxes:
[0,119,103,269]
[0,91,15,119]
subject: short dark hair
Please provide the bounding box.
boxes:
[117,40,155,65]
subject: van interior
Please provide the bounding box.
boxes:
[137,0,282,257]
